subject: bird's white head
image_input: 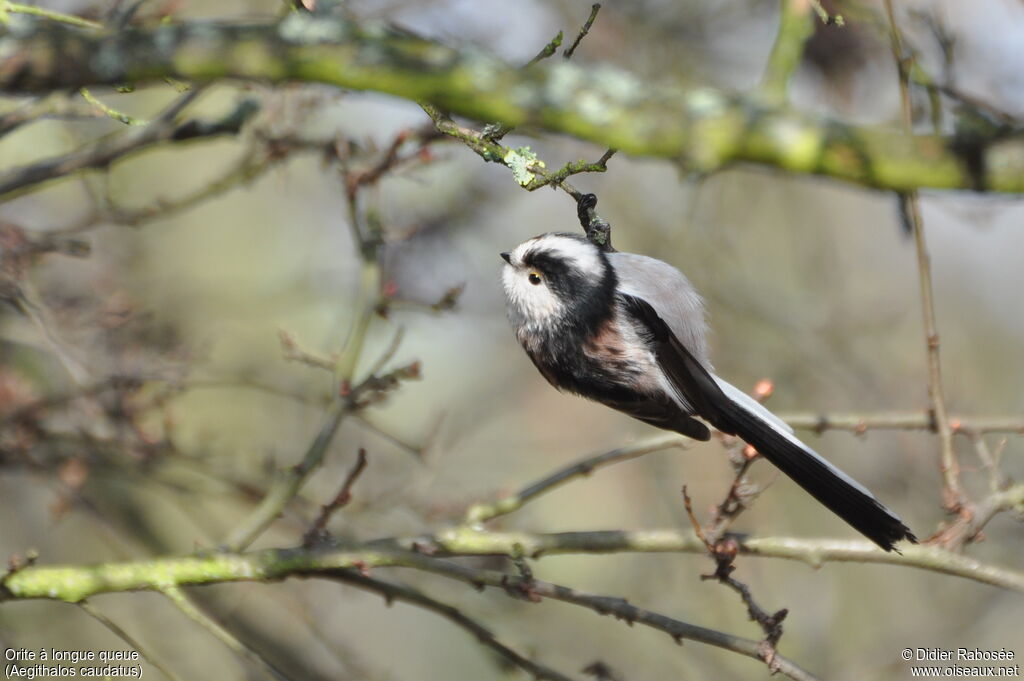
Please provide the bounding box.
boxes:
[500,233,610,334]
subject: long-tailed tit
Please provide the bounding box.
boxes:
[500,232,916,551]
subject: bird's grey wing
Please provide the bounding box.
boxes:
[608,252,710,369]
[618,292,916,551]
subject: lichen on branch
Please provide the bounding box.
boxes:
[2,14,1023,193]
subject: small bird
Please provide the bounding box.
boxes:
[500,232,916,551]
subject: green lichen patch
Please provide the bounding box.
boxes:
[504,146,545,186]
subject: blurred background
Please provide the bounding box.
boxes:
[1,0,1022,679]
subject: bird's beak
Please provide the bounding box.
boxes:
[500,252,511,264]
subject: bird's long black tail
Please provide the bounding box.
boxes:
[718,390,917,551]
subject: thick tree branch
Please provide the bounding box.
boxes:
[6,529,1019,606]
[3,16,1024,193]
[425,529,1024,592]
[0,545,819,681]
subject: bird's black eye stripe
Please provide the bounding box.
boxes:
[522,251,569,279]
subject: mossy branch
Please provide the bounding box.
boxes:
[2,15,1024,193]
[0,543,821,679]
[426,529,1024,593]
[4,525,1021,606]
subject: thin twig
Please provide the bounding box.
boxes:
[929,483,1024,549]
[883,0,964,515]
[303,448,369,545]
[681,486,711,551]
[79,87,147,125]
[326,570,582,681]
[4,2,103,29]
[224,399,349,551]
[683,483,788,674]
[563,4,602,59]
[335,261,380,390]
[0,91,258,202]
[99,148,277,227]
[525,31,563,68]
[160,585,293,681]
[15,280,92,385]
[777,411,1024,436]
[222,105,420,551]
[352,413,426,459]
[463,434,692,524]
[389,553,821,681]
[363,326,406,379]
[0,93,106,139]
[78,600,186,681]
[968,433,1008,494]
[279,329,336,371]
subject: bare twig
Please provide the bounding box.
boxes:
[525,31,563,68]
[683,481,788,675]
[362,326,406,379]
[0,93,107,138]
[702,564,788,673]
[79,87,147,125]
[78,600,185,681]
[225,399,349,551]
[929,484,1024,549]
[278,329,336,371]
[391,553,821,681]
[0,92,259,202]
[4,2,103,29]
[303,449,369,545]
[326,570,581,681]
[98,148,277,227]
[225,147,415,550]
[968,433,1008,494]
[883,0,964,515]
[563,4,602,59]
[463,434,692,524]
[681,486,712,551]
[353,413,426,459]
[160,585,292,681]
[778,411,1024,436]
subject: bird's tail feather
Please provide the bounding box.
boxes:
[717,380,917,551]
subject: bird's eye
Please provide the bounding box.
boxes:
[528,271,542,285]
